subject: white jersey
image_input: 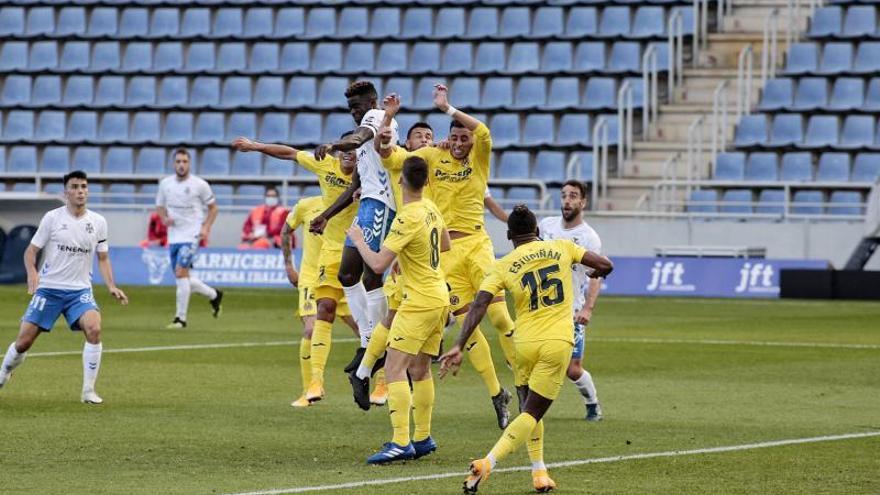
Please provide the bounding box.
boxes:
[30,206,109,291]
[156,174,215,245]
[538,216,602,313]
[356,108,399,210]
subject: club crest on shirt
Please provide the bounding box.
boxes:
[85,222,94,234]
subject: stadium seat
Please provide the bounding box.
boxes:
[304,8,336,39]
[311,42,343,74]
[343,43,375,74]
[40,146,70,173]
[791,190,824,214]
[94,76,125,108]
[232,151,262,176]
[201,148,230,175]
[2,75,31,106]
[121,42,152,73]
[497,151,530,178]
[598,7,631,38]
[499,7,530,39]
[687,189,718,213]
[542,77,580,110]
[34,111,65,143]
[756,189,786,215]
[72,146,101,174]
[158,76,188,108]
[374,43,408,75]
[291,113,323,145]
[0,42,27,71]
[219,77,252,108]
[286,77,318,107]
[213,184,234,206]
[4,111,34,141]
[119,8,148,37]
[316,77,349,109]
[414,78,443,110]
[104,147,134,174]
[337,7,368,38]
[265,156,291,176]
[557,114,592,146]
[572,151,594,181]
[63,76,94,107]
[632,6,666,38]
[582,77,617,110]
[67,111,97,142]
[511,77,547,109]
[181,8,210,37]
[137,184,158,205]
[817,152,850,181]
[426,114,451,140]
[107,183,136,205]
[227,112,257,142]
[131,112,160,143]
[126,76,156,107]
[809,6,842,37]
[790,78,828,111]
[32,76,61,106]
[575,42,607,73]
[185,43,215,73]
[852,153,880,182]
[408,43,442,74]
[395,113,420,139]
[323,113,352,142]
[532,7,564,38]
[368,7,401,39]
[136,147,167,175]
[828,77,865,111]
[254,77,284,107]
[533,151,566,182]
[191,77,221,107]
[746,152,779,180]
[30,41,58,71]
[385,78,415,107]
[0,7,24,36]
[439,43,473,74]
[59,42,89,71]
[98,112,129,144]
[195,112,225,144]
[58,8,86,37]
[720,189,753,214]
[248,43,280,73]
[88,8,117,37]
[842,6,876,38]
[853,42,880,74]
[839,115,875,149]
[44,183,64,196]
[466,7,499,39]
[213,8,243,38]
[11,182,37,193]
[504,43,540,74]
[784,43,819,74]
[768,114,804,147]
[435,8,466,39]
[163,112,193,143]
[800,115,839,149]
[217,43,247,73]
[828,191,863,215]
[541,42,573,73]
[489,114,520,148]
[445,78,477,109]
[155,42,184,72]
[714,152,746,180]
[506,187,540,208]
[8,146,37,173]
[817,42,853,74]
[244,8,273,38]
[480,78,514,109]
[607,42,641,73]
[27,7,55,36]
[522,114,555,146]
[780,152,813,181]
[150,8,179,38]
[235,184,265,206]
[402,8,433,39]
[259,113,290,143]
[276,8,306,39]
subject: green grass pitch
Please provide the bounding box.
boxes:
[0,285,878,494]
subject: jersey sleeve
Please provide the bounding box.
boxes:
[286,206,301,230]
[565,239,588,265]
[382,146,409,172]
[199,179,216,206]
[478,262,505,296]
[96,217,109,253]
[382,211,416,254]
[29,211,53,249]
[359,109,385,139]
[295,150,324,175]
[472,122,493,173]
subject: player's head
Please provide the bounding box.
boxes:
[265,185,279,207]
[337,130,357,173]
[401,156,429,194]
[173,148,191,178]
[406,122,434,151]
[448,120,473,160]
[63,170,89,207]
[507,204,539,243]
[345,81,378,124]
[561,180,588,222]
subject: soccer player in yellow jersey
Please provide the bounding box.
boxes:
[232,133,358,403]
[378,86,517,429]
[347,156,450,464]
[440,205,613,494]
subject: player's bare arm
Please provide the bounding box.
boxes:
[310,169,361,234]
[484,196,509,223]
[439,290,494,378]
[231,137,299,161]
[441,227,452,252]
[576,278,602,326]
[346,225,396,274]
[23,244,41,295]
[97,251,128,305]
[434,84,481,131]
[200,202,218,241]
[281,223,298,287]
[581,251,614,278]
[314,127,373,160]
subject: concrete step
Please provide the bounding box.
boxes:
[722,7,809,33]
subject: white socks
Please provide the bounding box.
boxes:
[487,453,498,469]
[343,281,370,345]
[532,461,547,471]
[364,288,387,347]
[189,276,217,300]
[356,364,371,380]
[1,342,26,384]
[175,277,191,320]
[572,369,599,405]
[82,342,102,393]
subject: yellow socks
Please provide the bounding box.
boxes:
[488,412,538,463]
[464,323,502,397]
[388,381,412,446]
[412,378,435,442]
[299,337,312,392]
[487,300,516,367]
[310,319,333,385]
[527,419,545,466]
[362,322,389,370]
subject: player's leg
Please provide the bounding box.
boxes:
[487,295,516,368]
[0,322,42,389]
[409,310,444,460]
[75,309,104,404]
[358,199,394,347]
[2,289,62,388]
[337,245,372,373]
[167,244,190,328]
[190,274,223,318]
[568,323,602,421]
[307,290,340,403]
[292,286,317,408]
[349,307,393,410]
[366,347,417,464]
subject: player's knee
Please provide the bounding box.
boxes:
[361,269,383,291]
[337,271,358,288]
[316,298,337,321]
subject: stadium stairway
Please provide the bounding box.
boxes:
[602,0,801,211]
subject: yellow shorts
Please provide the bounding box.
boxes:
[317,249,343,290]
[298,285,317,317]
[442,233,499,313]
[383,272,405,312]
[514,339,573,400]
[387,305,449,356]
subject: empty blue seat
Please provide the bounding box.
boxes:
[58,42,89,71]
[497,151,530,178]
[385,78,415,107]
[9,146,37,173]
[714,152,746,180]
[632,6,665,38]
[126,76,156,107]
[809,7,842,38]
[213,184,234,206]
[842,6,876,38]
[755,189,785,215]
[32,76,60,106]
[316,77,348,109]
[35,111,65,142]
[435,8,466,39]
[839,115,875,149]
[817,152,850,181]
[137,184,157,205]
[853,153,880,182]
[511,78,547,109]
[232,152,262,176]
[337,7,368,38]
[499,7,530,38]
[599,7,631,38]
[286,77,318,107]
[185,43,215,73]
[235,185,265,206]
[132,112,160,142]
[480,78,514,109]
[687,189,718,213]
[769,114,804,147]
[30,41,58,71]
[244,8,273,38]
[558,114,591,146]
[0,7,24,36]
[63,76,93,107]
[265,156,291,176]
[200,148,230,175]
[305,8,336,39]
[191,77,220,107]
[104,147,134,174]
[506,42,540,74]
[136,147,167,175]
[533,151,566,182]
[853,42,880,74]
[154,42,183,72]
[94,76,124,107]
[220,77,252,108]
[735,115,770,147]
[438,43,472,74]
[213,8,243,38]
[563,7,598,39]
[27,7,55,36]
[121,42,152,73]
[368,7,400,39]
[0,42,27,71]
[310,42,342,74]
[490,114,520,148]
[227,112,257,141]
[425,114,452,141]
[98,112,128,143]
[150,8,179,38]
[607,42,640,73]
[275,8,305,38]
[181,8,210,37]
[532,7,564,38]
[828,191,863,215]
[791,77,828,110]
[72,146,101,174]
[57,8,85,37]
[817,42,853,74]
[720,189,753,214]
[473,43,506,74]
[259,113,290,142]
[107,183,136,205]
[217,43,247,72]
[402,8,433,39]
[466,7,499,39]
[543,77,580,110]
[395,113,421,140]
[541,42,573,73]
[784,43,819,74]
[343,43,374,73]
[792,190,824,214]
[506,187,540,208]
[41,146,70,173]
[523,114,555,146]
[447,77,478,109]
[158,76,188,107]
[408,43,441,74]
[292,113,322,144]
[88,8,117,37]
[323,113,352,142]
[746,152,779,180]
[247,43,279,73]
[828,77,865,111]
[801,115,839,149]
[780,152,813,181]
[254,76,284,107]
[119,8,148,37]
[583,77,617,110]
[67,111,97,142]
[5,111,34,141]
[374,43,408,75]
[163,112,193,143]
[194,112,225,143]
[2,76,31,105]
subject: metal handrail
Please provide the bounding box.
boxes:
[710,80,729,177]
[641,44,658,140]
[686,115,705,197]
[591,117,610,208]
[667,8,685,101]
[617,79,634,167]
[761,8,779,84]
[659,152,681,212]
[736,44,754,119]
[717,0,731,33]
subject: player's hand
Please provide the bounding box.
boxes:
[353,188,362,201]
[26,274,39,295]
[309,216,327,234]
[378,127,394,147]
[285,263,299,287]
[199,225,211,241]
[433,84,450,112]
[382,93,401,117]
[390,260,401,279]
[575,308,592,326]
[314,143,334,161]
[109,286,129,305]
[346,225,365,246]
[163,217,175,227]
[438,345,463,378]
[231,137,257,152]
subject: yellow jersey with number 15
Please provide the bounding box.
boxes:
[479,239,587,344]
[285,196,324,288]
[383,199,449,310]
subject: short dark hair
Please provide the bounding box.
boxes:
[449,120,466,131]
[406,122,433,140]
[345,80,377,100]
[63,170,88,187]
[508,204,538,237]
[173,148,191,159]
[402,156,429,191]
[562,180,588,199]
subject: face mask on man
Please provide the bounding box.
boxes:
[265,196,279,207]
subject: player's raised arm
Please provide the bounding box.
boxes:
[375,94,402,158]
[580,251,614,278]
[232,137,299,161]
[314,127,373,160]
[439,290,494,378]
[433,84,482,131]
[485,194,509,223]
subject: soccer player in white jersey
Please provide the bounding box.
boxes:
[156,148,223,329]
[538,180,605,421]
[0,171,128,404]
[309,80,399,372]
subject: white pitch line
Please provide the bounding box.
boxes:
[225,431,880,495]
[19,338,359,358]
[590,337,880,350]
